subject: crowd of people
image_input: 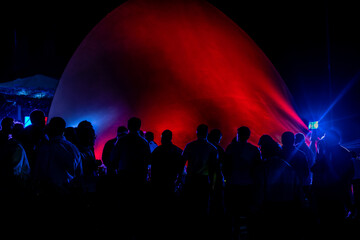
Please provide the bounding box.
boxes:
[0,109,359,239]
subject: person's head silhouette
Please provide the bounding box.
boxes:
[12,122,24,141]
[128,117,141,133]
[145,131,155,143]
[30,109,46,128]
[64,127,77,144]
[117,126,128,137]
[258,134,273,148]
[281,131,295,147]
[161,129,172,145]
[77,120,93,129]
[47,117,66,138]
[258,134,281,159]
[196,124,208,139]
[237,126,250,143]
[208,129,222,145]
[295,132,306,145]
[1,117,14,135]
[77,125,96,147]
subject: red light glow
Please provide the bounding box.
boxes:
[49,0,307,158]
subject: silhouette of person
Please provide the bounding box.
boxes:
[208,129,226,218]
[110,117,151,184]
[12,122,26,146]
[0,117,31,227]
[75,122,101,193]
[31,117,83,234]
[145,131,158,153]
[208,129,225,185]
[22,109,48,170]
[150,129,184,195]
[223,126,261,239]
[311,129,354,238]
[295,132,315,169]
[76,122,99,178]
[256,134,304,240]
[295,132,315,199]
[77,120,93,129]
[0,117,15,178]
[145,130,185,240]
[97,126,128,213]
[144,131,157,182]
[34,117,82,193]
[11,122,31,193]
[102,126,128,173]
[77,120,96,150]
[182,124,218,218]
[64,127,78,146]
[109,117,151,238]
[0,117,30,181]
[281,131,309,189]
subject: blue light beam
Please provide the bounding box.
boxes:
[318,71,360,123]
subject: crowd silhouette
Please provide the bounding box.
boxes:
[0,109,359,239]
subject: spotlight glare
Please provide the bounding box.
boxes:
[308,121,319,130]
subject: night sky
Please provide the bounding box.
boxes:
[1,0,359,150]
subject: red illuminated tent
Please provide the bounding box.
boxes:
[49,0,307,158]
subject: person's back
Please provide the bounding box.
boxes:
[0,117,15,178]
[223,126,261,239]
[35,117,82,190]
[311,129,354,238]
[0,118,31,226]
[150,130,184,193]
[0,117,31,186]
[258,135,303,203]
[76,124,98,177]
[151,144,183,184]
[102,126,128,172]
[207,129,226,218]
[181,124,218,236]
[22,109,48,170]
[145,131,158,153]
[281,131,309,187]
[225,142,261,185]
[312,131,354,200]
[182,124,218,219]
[183,138,218,177]
[113,133,150,180]
[64,127,78,145]
[7,137,30,180]
[257,134,303,240]
[208,129,225,184]
[102,137,117,170]
[262,156,301,203]
[107,118,151,238]
[295,133,315,168]
[111,117,151,184]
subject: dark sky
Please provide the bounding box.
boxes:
[1,0,359,149]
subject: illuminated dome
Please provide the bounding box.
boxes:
[49,0,307,158]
